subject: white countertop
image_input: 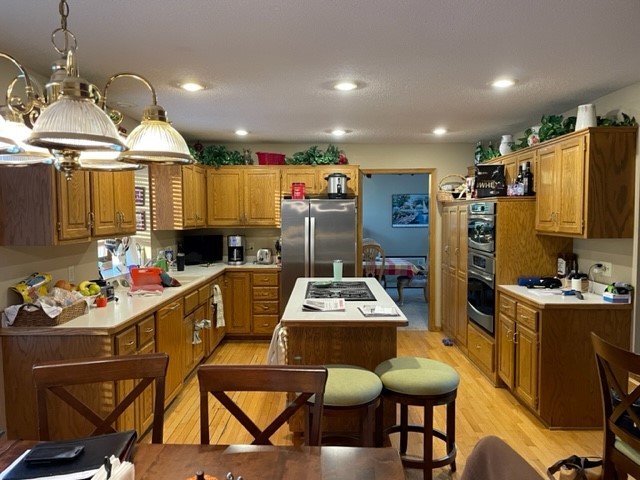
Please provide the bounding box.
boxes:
[281,277,408,327]
[2,263,279,334]
[498,284,632,309]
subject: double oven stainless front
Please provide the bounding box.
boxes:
[467,202,496,335]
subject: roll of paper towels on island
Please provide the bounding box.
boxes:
[333,260,343,281]
[575,104,596,130]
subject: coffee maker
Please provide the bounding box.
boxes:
[227,235,245,265]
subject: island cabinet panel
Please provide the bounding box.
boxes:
[2,332,113,440]
[496,287,632,428]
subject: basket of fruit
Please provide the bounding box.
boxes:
[5,277,99,327]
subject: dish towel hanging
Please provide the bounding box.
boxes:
[267,322,288,365]
[213,284,225,327]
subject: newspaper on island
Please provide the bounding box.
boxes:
[302,298,346,312]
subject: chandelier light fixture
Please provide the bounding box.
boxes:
[0,106,53,167]
[0,0,193,177]
[103,74,193,165]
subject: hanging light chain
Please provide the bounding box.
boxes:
[59,0,69,32]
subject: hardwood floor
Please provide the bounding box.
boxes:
[147,330,601,479]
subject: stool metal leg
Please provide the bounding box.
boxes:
[399,403,409,454]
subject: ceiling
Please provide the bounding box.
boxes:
[1,0,640,145]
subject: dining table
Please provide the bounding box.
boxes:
[0,440,405,480]
[374,257,421,278]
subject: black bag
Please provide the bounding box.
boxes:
[474,164,506,197]
[546,455,602,480]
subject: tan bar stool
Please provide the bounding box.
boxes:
[308,364,382,446]
[375,356,459,480]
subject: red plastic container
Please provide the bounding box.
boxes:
[130,267,163,286]
[291,183,305,199]
[256,152,286,165]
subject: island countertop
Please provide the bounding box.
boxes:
[281,277,408,327]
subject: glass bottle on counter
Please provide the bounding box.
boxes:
[523,161,534,195]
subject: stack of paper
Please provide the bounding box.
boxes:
[357,305,400,317]
[302,298,346,312]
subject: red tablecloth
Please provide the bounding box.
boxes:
[375,258,420,277]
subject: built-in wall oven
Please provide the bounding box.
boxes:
[467,202,496,335]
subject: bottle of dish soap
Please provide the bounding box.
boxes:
[154,250,168,272]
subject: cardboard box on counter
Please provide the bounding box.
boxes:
[603,292,632,304]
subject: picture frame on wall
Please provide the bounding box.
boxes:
[391,193,429,228]
[135,210,146,230]
[134,187,145,206]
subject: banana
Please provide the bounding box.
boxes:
[78,280,91,291]
[77,280,101,296]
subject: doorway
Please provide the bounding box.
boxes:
[360,168,436,330]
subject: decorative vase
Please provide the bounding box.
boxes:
[499,135,514,156]
[527,125,541,146]
[575,104,597,130]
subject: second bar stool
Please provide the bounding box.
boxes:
[308,364,382,446]
[375,356,459,480]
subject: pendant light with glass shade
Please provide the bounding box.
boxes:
[103,73,193,165]
[0,0,193,176]
[0,106,53,167]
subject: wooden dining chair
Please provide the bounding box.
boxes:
[33,353,168,443]
[363,243,386,285]
[591,332,640,480]
[197,364,328,446]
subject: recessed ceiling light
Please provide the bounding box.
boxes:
[334,82,358,91]
[491,78,517,89]
[331,129,347,136]
[432,128,447,135]
[235,129,248,136]
[180,82,205,92]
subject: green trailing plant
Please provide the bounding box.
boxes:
[513,111,637,151]
[285,144,341,165]
[189,144,245,167]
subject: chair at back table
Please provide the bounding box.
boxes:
[197,364,328,446]
[363,243,386,284]
[591,332,640,480]
[33,353,169,443]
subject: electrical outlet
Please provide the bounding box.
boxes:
[600,262,612,277]
[68,266,75,282]
[248,243,255,252]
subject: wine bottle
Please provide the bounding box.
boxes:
[523,161,534,195]
[474,141,483,165]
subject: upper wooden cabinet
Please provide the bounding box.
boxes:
[0,165,136,245]
[206,166,280,226]
[90,171,136,237]
[280,165,360,197]
[149,164,206,230]
[533,127,637,238]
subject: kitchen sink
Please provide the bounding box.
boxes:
[172,276,201,285]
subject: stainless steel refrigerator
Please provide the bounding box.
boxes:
[280,198,357,310]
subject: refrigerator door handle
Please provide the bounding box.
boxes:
[304,217,310,276]
[309,216,316,276]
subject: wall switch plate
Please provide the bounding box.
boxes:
[600,262,612,277]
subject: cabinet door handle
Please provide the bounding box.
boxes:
[513,331,519,344]
[144,328,154,333]
[126,340,135,346]
[87,211,95,228]
[506,328,512,340]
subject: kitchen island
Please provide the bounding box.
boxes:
[280,277,407,432]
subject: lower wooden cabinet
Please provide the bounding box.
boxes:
[155,299,184,406]
[204,278,226,355]
[496,288,632,428]
[224,270,280,337]
[466,323,494,379]
[115,315,157,437]
[252,271,280,335]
